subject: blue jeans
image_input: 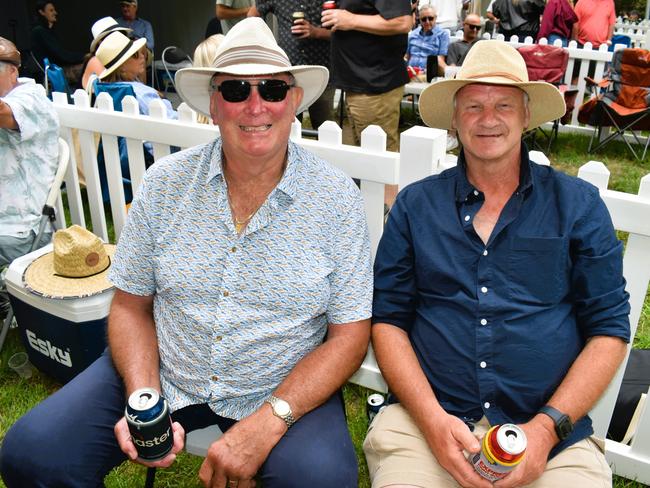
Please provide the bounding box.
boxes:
[0,351,357,488]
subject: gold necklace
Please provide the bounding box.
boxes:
[226,186,260,234]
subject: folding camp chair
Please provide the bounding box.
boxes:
[578,48,650,161]
[0,138,70,353]
[43,58,71,100]
[518,44,579,153]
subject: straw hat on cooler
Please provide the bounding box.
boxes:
[90,16,132,53]
[174,17,329,117]
[96,30,147,80]
[418,40,566,131]
[24,225,116,299]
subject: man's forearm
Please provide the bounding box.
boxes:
[543,335,627,424]
[372,323,447,432]
[354,14,412,35]
[217,4,251,19]
[273,319,370,420]
[107,289,160,395]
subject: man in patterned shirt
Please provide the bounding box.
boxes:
[249,0,334,130]
[1,18,371,488]
[0,37,59,317]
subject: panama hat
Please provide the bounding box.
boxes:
[90,16,132,53]
[175,17,329,117]
[96,31,146,80]
[24,225,116,299]
[419,40,565,130]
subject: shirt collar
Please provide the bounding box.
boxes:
[454,142,533,202]
[205,137,299,201]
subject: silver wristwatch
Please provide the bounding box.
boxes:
[265,395,296,428]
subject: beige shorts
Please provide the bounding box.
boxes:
[363,404,612,488]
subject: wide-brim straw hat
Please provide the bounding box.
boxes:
[175,17,329,117]
[0,36,21,67]
[419,40,566,130]
[90,16,132,53]
[96,31,146,80]
[24,225,116,299]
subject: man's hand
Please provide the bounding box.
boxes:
[198,407,285,488]
[493,417,556,488]
[114,416,185,468]
[291,18,316,38]
[321,9,356,31]
[425,413,492,488]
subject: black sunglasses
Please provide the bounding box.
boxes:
[465,23,481,31]
[212,79,295,103]
[421,16,436,22]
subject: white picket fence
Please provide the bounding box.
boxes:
[615,20,650,48]
[50,90,650,483]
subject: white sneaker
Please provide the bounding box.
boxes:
[446,134,459,151]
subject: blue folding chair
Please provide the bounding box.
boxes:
[43,58,71,99]
[609,34,632,52]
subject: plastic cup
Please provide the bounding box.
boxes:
[8,352,33,379]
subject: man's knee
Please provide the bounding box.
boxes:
[1,416,52,487]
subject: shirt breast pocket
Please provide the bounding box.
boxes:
[508,236,568,304]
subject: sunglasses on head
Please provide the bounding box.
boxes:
[421,16,436,22]
[465,23,481,31]
[212,79,295,103]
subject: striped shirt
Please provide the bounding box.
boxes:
[109,139,372,419]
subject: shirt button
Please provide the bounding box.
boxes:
[480,318,487,326]
[211,375,219,381]
[231,246,237,252]
[223,291,229,297]
[483,249,488,256]
[215,336,222,342]
[464,215,471,222]
[480,361,487,368]
[473,190,479,196]
[484,402,491,409]
[481,286,488,294]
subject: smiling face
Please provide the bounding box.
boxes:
[209,73,304,164]
[452,84,530,166]
[463,14,481,42]
[39,3,57,26]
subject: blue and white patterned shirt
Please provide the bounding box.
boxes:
[109,139,373,419]
[0,81,59,237]
[407,25,450,70]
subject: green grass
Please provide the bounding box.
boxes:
[1,130,649,487]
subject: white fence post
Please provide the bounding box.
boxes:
[398,126,445,189]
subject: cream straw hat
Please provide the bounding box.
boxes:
[96,31,147,80]
[175,17,329,117]
[24,225,116,299]
[418,40,566,130]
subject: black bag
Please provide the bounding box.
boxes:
[607,349,650,442]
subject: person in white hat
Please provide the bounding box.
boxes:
[81,16,132,90]
[366,40,629,488]
[1,17,371,488]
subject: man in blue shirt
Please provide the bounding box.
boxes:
[365,40,630,488]
[407,5,450,77]
[117,0,154,52]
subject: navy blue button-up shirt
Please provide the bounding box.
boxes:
[373,147,630,454]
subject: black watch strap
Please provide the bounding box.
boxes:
[538,405,573,441]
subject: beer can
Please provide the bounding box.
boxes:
[323,0,337,9]
[125,388,174,461]
[470,423,527,482]
[367,393,385,423]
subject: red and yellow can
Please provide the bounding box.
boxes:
[470,423,527,481]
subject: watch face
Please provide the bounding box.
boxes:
[274,399,291,416]
[557,415,573,439]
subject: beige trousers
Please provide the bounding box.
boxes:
[344,85,404,152]
[364,404,612,488]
